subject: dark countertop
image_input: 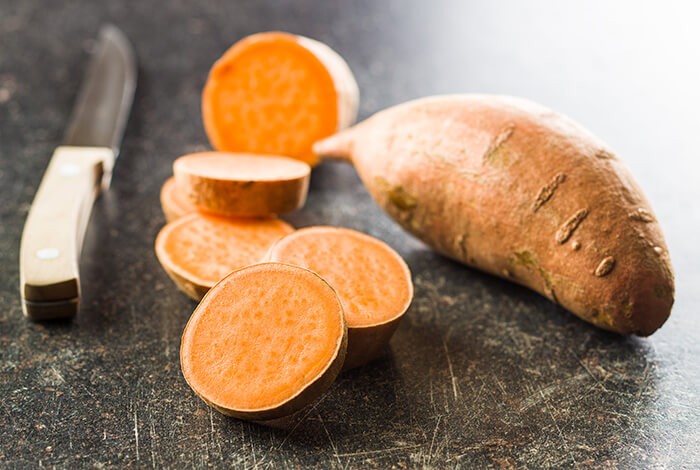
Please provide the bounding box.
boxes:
[1,1,698,468]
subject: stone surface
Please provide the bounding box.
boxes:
[1,1,698,468]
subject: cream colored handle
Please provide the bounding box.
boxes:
[19,146,114,320]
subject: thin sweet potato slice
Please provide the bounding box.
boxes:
[202,31,359,166]
[266,226,413,369]
[173,152,310,217]
[160,176,197,222]
[180,262,347,420]
[155,213,293,300]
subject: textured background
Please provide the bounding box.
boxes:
[1,0,698,468]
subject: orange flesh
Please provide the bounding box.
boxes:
[161,176,196,220]
[156,213,293,287]
[175,152,310,181]
[267,227,412,327]
[202,32,339,165]
[181,263,344,411]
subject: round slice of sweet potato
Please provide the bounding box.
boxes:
[155,213,294,300]
[202,31,359,166]
[267,226,413,369]
[180,262,347,420]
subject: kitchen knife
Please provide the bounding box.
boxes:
[19,25,137,320]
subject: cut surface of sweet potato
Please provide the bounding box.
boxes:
[202,31,359,166]
[267,226,413,368]
[173,152,310,217]
[180,262,347,420]
[155,213,293,300]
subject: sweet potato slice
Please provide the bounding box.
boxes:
[180,262,347,420]
[173,152,310,217]
[160,176,197,222]
[155,213,293,300]
[202,31,359,166]
[266,226,413,369]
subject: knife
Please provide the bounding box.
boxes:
[19,25,137,320]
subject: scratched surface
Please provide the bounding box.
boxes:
[1,0,699,468]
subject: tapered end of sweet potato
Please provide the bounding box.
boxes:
[613,263,674,336]
[313,128,357,163]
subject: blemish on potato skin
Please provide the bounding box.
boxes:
[510,250,558,303]
[556,209,589,244]
[374,176,417,211]
[594,257,615,277]
[571,241,581,251]
[595,149,615,160]
[455,234,469,259]
[622,301,634,319]
[511,250,537,269]
[482,125,515,166]
[388,186,417,211]
[629,208,654,223]
[636,230,661,254]
[543,279,558,303]
[533,173,567,212]
[589,308,615,328]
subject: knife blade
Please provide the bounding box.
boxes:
[19,25,137,320]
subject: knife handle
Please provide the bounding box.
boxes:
[19,146,114,320]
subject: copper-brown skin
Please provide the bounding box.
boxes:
[174,153,310,218]
[343,316,404,370]
[314,95,675,335]
[157,260,210,301]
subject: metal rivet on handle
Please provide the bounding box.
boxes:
[36,248,60,260]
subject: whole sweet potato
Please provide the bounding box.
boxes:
[314,95,674,335]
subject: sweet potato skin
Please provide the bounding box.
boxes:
[343,316,403,370]
[175,171,309,218]
[315,95,674,335]
[159,260,210,301]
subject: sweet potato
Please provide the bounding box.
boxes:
[266,226,413,369]
[202,31,359,166]
[314,94,674,335]
[155,213,293,300]
[160,176,197,222]
[173,152,310,217]
[181,262,347,420]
